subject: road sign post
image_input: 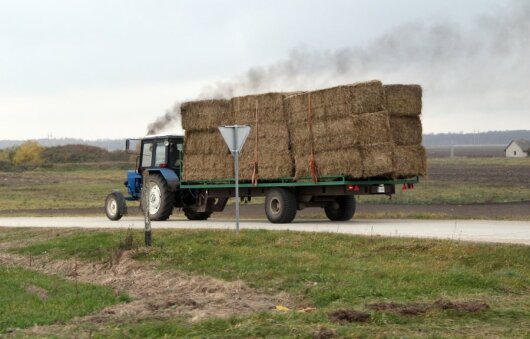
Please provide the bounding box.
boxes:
[219,125,251,233]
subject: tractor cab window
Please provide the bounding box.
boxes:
[168,140,183,168]
[141,142,154,167]
[154,142,167,166]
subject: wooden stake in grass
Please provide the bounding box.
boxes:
[74,260,79,299]
[142,170,152,246]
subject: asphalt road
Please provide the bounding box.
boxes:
[0,217,529,245]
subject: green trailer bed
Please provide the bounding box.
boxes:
[179,175,419,189]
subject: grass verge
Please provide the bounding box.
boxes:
[0,264,121,332]
[8,228,530,337]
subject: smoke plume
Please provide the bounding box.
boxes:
[147,0,530,134]
[147,102,181,135]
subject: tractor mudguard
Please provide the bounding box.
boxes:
[150,168,179,191]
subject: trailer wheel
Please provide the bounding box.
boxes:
[324,195,356,221]
[143,174,174,221]
[183,209,212,221]
[105,191,127,221]
[265,188,297,223]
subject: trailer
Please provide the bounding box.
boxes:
[105,135,419,223]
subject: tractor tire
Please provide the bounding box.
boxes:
[105,191,127,221]
[324,195,356,221]
[183,209,212,221]
[265,188,297,223]
[143,174,174,221]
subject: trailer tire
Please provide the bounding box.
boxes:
[105,191,127,221]
[265,188,297,223]
[143,174,174,221]
[183,209,212,221]
[324,195,356,221]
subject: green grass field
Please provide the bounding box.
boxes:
[3,228,528,337]
[0,166,125,210]
[0,157,529,215]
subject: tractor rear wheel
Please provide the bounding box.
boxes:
[324,195,356,221]
[105,191,127,221]
[183,209,212,221]
[143,174,174,221]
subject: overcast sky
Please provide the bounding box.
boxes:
[1,0,528,139]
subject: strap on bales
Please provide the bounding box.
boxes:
[307,93,318,183]
[251,100,259,186]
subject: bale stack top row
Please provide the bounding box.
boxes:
[385,85,426,178]
[180,80,426,182]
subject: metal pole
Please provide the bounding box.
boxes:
[233,127,240,232]
[142,170,152,246]
[234,150,240,233]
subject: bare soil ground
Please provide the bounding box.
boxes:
[428,162,530,186]
[426,145,505,158]
[366,299,490,316]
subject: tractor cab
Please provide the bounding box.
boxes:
[126,135,184,172]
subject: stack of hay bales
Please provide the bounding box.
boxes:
[180,81,426,182]
[384,85,427,178]
[285,80,395,179]
[231,93,294,180]
[181,99,233,181]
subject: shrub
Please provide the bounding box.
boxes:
[13,141,44,167]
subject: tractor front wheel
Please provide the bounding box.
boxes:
[105,191,127,221]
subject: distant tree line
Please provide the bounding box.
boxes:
[0,142,131,171]
[0,138,126,151]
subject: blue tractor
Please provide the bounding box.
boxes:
[104,135,222,221]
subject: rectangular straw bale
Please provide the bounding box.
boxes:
[290,117,356,155]
[352,111,393,145]
[290,110,392,156]
[384,84,422,116]
[361,143,395,178]
[256,152,293,179]
[231,93,286,124]
[389,116,423,146]
[240,122,291,154]
[181,99,232,131]
[238,151,293,180]
[285,80,385,124]
[237,122,293,179]
[393,145,427,178]
[294,148,363,179]
[183,154,233,181]
[183,130,230,155]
